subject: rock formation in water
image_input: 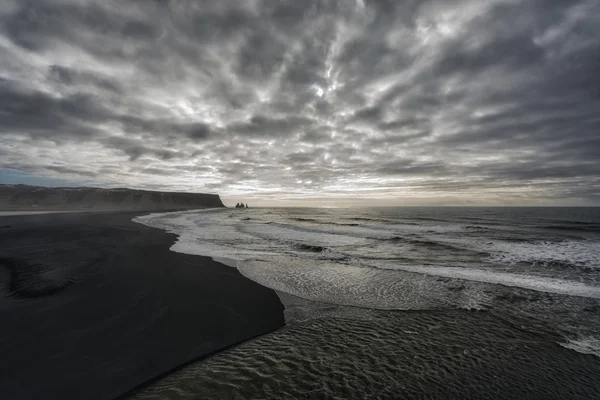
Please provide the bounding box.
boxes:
[0,184,225,211]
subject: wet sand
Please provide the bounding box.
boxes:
[128,305,600,400]
[0,211,284,400]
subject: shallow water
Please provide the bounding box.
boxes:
[130,307,600,400]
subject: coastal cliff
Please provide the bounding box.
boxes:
[0,184,225,211]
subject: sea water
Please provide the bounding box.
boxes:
[134,207,600,355]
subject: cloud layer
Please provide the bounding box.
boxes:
[1,0,599,205]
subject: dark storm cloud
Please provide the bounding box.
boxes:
[0,0,599,204]
[102,136,183,161]
[0,79,212,145]
[227,115,315,137]
[351,106,384,123]
[0,81,108,139]
[48,65,123,94]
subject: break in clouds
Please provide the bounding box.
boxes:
[0,0,599,205]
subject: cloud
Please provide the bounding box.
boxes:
[227,115,315,137]
[0,0,599,205]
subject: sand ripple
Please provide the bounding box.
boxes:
[128,309,600,400]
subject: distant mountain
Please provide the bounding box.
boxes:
[0,184,225,211]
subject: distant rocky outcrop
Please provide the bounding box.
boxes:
[0,184,225,211]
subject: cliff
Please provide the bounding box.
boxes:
[0,184,225,211]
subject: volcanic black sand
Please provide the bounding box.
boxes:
[128,306,600,400]
[0,211,284,400]
[4,212,600,400]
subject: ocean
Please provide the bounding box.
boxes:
[131,207,600,399]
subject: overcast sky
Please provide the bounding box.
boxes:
[1,0,599,206]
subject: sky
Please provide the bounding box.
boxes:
[0,0,599,207]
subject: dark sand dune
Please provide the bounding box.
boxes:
[0,211,284,400]
[0,184,224,211]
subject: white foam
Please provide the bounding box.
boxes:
[136,209,289,261]
[288,221,467,239]
[560,337,600,358]
[434,236,600,270]
[384,222,466,234]
[371,263,600,299]
[239,222,369,247]
[235,258,460,310]
[484,240,600,269]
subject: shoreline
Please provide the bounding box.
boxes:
[128,307,600,400]
[0,210,284,400]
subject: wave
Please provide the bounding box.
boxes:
[522,259,597,272]
[348,217,400,224]
[405,217,448,223]
[372,236,476,253]
[291,217,320,223]
[291,217,360,227]
[542,224,600,233]
[482,239,600,271]
[560,336,600,358]
[293,243,328,253]
[371,235,411,242]
[464,225,492,232]
[487,236,539,243]
[371,263,600,299]
[548,220,600,226]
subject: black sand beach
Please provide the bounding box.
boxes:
[3,210,600,400]
[128,307,600,400]
[0,211,284,400]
